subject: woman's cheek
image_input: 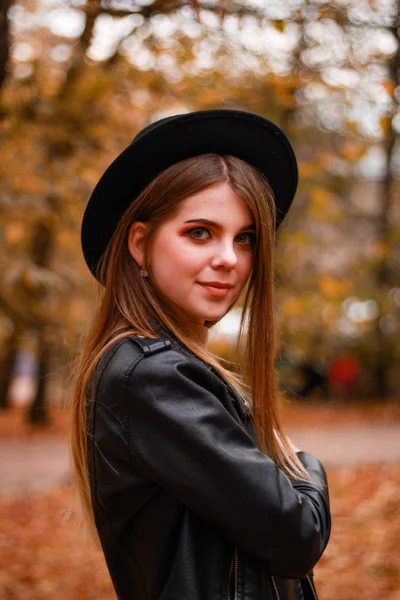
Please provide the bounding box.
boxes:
[238,253,252,278]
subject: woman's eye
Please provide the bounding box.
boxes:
[236,232,255,245]
[185,228,255,245]
[187,227,211,240]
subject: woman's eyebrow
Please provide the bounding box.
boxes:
[184,218,255,231]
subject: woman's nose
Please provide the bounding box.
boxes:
[210,242,238,269]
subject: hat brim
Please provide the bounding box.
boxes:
[81,109,298,281]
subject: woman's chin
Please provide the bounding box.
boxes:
[201,311,227,324]
[186,313,225,328]
[180,304,230,328]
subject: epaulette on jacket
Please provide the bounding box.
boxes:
[129,336,172,357]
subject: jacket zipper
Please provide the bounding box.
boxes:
[229,559,316,600]
[306,574,318,600]
[234,547,238,600]
[270,574,318,600]
[270,575,280,600]
[227,547,238,600]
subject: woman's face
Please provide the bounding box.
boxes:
[146,182,255,328]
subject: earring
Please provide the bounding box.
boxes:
[140,269,149,277]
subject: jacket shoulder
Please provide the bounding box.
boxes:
[94,334,214,396]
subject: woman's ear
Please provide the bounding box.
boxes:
[128,221,148,268]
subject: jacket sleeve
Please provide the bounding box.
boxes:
[126,349,331,579]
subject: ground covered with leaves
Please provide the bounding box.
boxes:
[0,464,398,599]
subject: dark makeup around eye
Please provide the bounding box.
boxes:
[182,220,256,248]
[183,218,255,233]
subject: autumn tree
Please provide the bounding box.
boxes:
[0,0,399,420]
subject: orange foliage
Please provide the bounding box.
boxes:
[317,465,400,600]
[318,276,353,300]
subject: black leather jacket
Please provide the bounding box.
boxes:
[87,334,331,600]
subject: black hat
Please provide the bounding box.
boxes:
[81,109,298,281]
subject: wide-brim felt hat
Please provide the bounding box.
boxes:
[81,109,298,281]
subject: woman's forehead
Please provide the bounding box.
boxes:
[173,183,254,223]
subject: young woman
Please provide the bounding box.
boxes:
[71,109,331,600]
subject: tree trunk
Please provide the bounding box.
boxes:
[0,326,18,409]
[28,329,51,425]
[0,0,12,91]
[371,7,400,398]
[26,198,58,426]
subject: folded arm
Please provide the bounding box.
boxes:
[126,349,331,578]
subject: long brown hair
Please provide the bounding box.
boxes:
[70,153,311,540]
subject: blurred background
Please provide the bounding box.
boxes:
[0,0,399,598]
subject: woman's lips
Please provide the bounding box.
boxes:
[197,283,231,297]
